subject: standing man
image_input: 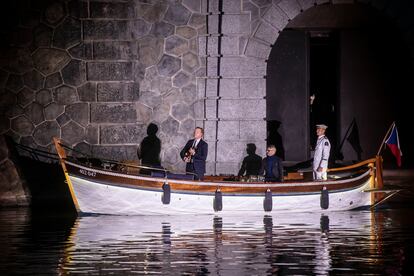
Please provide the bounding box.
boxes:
[180,127,208,180]
[259,145,283,182]
[313,124,331,181]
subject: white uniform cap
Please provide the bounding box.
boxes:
[316,124,328,129]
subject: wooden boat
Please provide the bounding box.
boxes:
[53,138,399,216]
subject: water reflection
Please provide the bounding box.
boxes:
[1,209,411,275]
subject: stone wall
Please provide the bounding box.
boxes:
[0,0,206,172]
[1,0,414,176]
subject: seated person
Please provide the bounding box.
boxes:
[238,143,262,177]
[259,145,283,182]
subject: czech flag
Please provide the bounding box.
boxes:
[385,124,402,167]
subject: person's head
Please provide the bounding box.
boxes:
[266,145,277,157]
[147,123,158,136]
[246,143,256,155]
[194,127,204,139]
[316,124,327,137]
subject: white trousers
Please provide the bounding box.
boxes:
[313,170,327,180]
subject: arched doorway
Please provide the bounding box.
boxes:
[265,3,414,165]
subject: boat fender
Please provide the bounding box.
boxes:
[214,188,223,212]
[263,188,273,212]
[320,186,329,209]
[162,182,171,204]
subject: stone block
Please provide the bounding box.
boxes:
[240,120,266,140]
[68,0,88,19]
[0,70,8,87]
[45,73,63,89]
[150,22,174,37]
[138,2,168,23]
[251,0,272,8]
[278,0,301,19]
[90,103,137,123]
[69,43,93,60]
[216,140,246,162]
[100,124,145,144]
[205,99,217,119]
[3,48,33,75]
[92,145,138,162]
[171,103,189,121]
[203,120,217,143]
[223,0,241,13]
[44,102,64,120]
[24,102,44,125]
[245,38,271,59]
[57,113,70,126]
[243,1,259,20]
[182,83,197,104]
[87,62,133,81]
[78,82,96,102]
[140,91,162,108]
[176,26,197,39]
[93,41,137,60]
[165,36,189,56]
[218,121,239,140]
[160,116,181,136]
[240,78,265,98]
[135,102,152,123]
[254,21,279,44]
[182,52,200,73]
[97,82,139,102]
[5,106,23,118]
[11,116,34,136]
[34,47,68,77]
[157,55,181,77]
[61,121,85,145]
[65,103,89,126]
[182,0,201,13]
[53,17,81,49]
[152,103,170,124]
[179,118,195,135]
[215,162,241,176]
[220,78,239,98]
[33,121,60,146]
[138,36,164,67]
[62,59,86,86]
[163,3,191,25]
[263,5,289,30]
[221,57,266,77]
[17,87,34,108]
[221,36,240,56]
[188,14,205,29]
[23,70,44,91]
[83,20,149,40]
[86,125,99,144]
[173,71,191,88]
[222,14,250,35]
[54,85,78,105]
[218,99,266,119]
[90,1,135,18]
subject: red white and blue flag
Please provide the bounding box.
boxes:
[385,124,402,167]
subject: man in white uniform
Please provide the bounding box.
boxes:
[313,124,331,180]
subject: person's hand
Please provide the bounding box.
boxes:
[189,148,196,155]
[317,167,323,172]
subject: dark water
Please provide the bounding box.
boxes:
[1,205,413,275]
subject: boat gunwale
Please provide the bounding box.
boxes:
[65,159,372,188]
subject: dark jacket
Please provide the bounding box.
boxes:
[180,139,208,179]
[259,156,283,182]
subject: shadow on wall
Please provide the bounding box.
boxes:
[137,123,162,174]
[267,120,285,160]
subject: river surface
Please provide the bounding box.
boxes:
[1,202,413,275]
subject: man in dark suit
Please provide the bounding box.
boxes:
[259,145,283,182]
[180,127,208,180]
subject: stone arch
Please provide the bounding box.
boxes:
[239,0,414,163]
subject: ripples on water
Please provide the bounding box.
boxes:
[1,206,413,275]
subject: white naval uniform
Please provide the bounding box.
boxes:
[313,135,331,180]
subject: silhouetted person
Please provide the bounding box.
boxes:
[267,120,285,160]
[138,123,161,174]
[238,143,262,177]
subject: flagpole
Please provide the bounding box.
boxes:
[376,121,395,156]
